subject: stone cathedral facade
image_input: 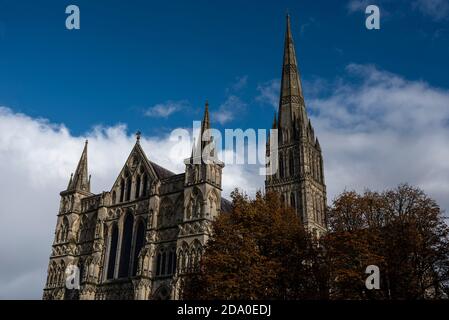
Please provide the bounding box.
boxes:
[43,15,327,300]
[42,105,229,300]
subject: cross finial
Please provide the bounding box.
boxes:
[136,130,141,142]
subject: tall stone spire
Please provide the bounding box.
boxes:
[68,140,90,192]
[266,15,327,236]
[201,101,210,133]
[190,101,213,162]
[278,14,306,135]
[200,101,211,150]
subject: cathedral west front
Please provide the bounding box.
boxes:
[43,15,327,300]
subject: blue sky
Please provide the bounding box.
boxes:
[1,0,449,298]
[0,0,448,136]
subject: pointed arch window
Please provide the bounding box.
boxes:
[142,174,148,197]
[289,151,295,177]
[118,213,134,278]
[135,175,141,199]
[279,153,284,179]
[290,193,296,211]
[161,251,167,275]
[132,220,145,276]
[167,249,177,275]
[125,177,132,202]
[106,224,118,280]
[119,178,125,203]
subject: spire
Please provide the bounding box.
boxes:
[191,101,213,162]
[281,14,302,98]
[278,14,306,134]
[68,140,90,192]
[284,15,296,64]
[201,101,210,133]
[200,101,212,150]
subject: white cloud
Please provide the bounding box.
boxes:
[212,76,250,125]
[256,79,280,109]
[2,64,449,299]
[413,0,449,21]
[0,106,258,299]
[144,100,188,118]
[229,75,248,92]
[211,95,247,125]
[308,64,449,213]
[347,0,372,13]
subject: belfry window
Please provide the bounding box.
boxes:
[289,151,295,176]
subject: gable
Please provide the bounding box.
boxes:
[109,143,159,192]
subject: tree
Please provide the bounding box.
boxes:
[325,184,449,299]
[182,190,327,299]
[183,184,449,300]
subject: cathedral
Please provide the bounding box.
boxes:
[43,15,327,300]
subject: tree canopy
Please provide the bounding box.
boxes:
[183,185,449,300]
[326,184,449,299]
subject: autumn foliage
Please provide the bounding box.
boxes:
[183,185,449,300]
[326,185,449,299]
[182,190,327,299]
